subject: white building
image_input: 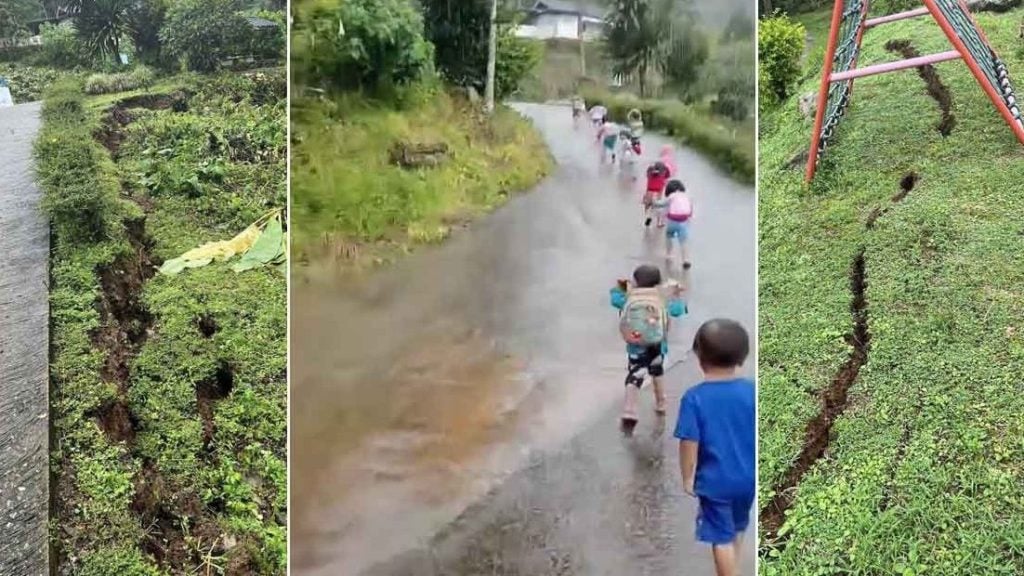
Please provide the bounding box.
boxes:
[515,0,605,41]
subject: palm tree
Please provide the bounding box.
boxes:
[72,0,134,65]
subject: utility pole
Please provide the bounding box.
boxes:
[578,1,586,77]
[484,0,498,114]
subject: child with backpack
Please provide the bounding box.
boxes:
[675,318,754,576]
[609,264,687,432]
[652,180,693,269]
[643,161,671,227]
[596,118,620,164]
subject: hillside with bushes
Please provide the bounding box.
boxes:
[290,0,553,267]
[7,1,288,574]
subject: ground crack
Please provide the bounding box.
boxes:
[885,40,956,136]
[762,173,921,547]
[88,216,158,444]
[760,249,870,546]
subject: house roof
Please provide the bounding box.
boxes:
[529,0,604,19]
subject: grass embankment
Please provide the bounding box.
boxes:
[291,86,553,265]
[759,8,1024,574]
[38,71,286,575]
[582,89,755,183]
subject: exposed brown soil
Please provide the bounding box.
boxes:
[760,249,870,544]
[867,172,918,228]
[196,360,235,449]
[88,399,140,443]
[197,313,219,338]
[885,40,956,136]
[95,91,189,157]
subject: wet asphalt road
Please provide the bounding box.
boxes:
[0,102,49,576]
[291,103,755,575]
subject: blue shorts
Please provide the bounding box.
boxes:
[696,493,754,545]
[603,136,617,150]
[666,220,689,241]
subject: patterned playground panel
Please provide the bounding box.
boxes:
[805,0,1024,181]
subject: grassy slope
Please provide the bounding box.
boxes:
[47,73,287,575]
[290,87,553,264]
[760,8,1024,574]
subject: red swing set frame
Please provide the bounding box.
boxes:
[805,0,1024,181]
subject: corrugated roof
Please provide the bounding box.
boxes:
[531,0,604,18]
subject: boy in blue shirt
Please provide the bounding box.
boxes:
[675,318,755,576]
[610,264,686,432]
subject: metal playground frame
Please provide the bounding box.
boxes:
[805,0,1024,181]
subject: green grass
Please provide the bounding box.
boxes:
[759,8,1024,574]
[290,84,554,265]
[41,71,286,575]
[1,62,76,102]
[582,88,756,182]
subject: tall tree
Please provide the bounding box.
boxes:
[604,0,669,97]
[71,0,134,65]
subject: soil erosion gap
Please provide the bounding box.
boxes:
[761,172,919,545]
[885,40,956,136]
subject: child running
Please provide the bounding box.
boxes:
[596,118,619,164]
[572,96,586,128]
[589,104,607,129]
[643,160,671,227]
[610,264,687,432]
[652,179,693,269]
[675,318,754,576]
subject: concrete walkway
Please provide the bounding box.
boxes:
[0,102,49,576]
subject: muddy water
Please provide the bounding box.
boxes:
[291,103,755,575]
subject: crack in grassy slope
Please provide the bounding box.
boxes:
[761,173,919,544]
[884,40,956,136]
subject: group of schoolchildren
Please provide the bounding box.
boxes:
[573,96,755,576]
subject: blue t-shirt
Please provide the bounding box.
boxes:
[674,378,755,499]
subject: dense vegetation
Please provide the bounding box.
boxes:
[759,7,1024,574]
[0,0,285,103]
[291,0,552,267]
[38,70,287,576]
[13,1,288,574]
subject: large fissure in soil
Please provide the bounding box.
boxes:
[760,250,870,543]
[761,174,919,546]
[89,216,158,444]
[95,91,189,158]
[885,40,956,136]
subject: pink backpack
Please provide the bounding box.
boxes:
[666,194,692,222]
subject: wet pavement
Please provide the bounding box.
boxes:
[0,102,49,576]
[291,103,755,575]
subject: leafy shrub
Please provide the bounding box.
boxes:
[160,0,250,72]
[39,22,96,69]
[84,66,156,94]
[41,78,87,124]
[0,63,69,102]
[35,79,120,242]
[292,0,434,92]
[712,90,749,121]
[758,14,805,102]
[193,68,286,106]
[495,32,543,99]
